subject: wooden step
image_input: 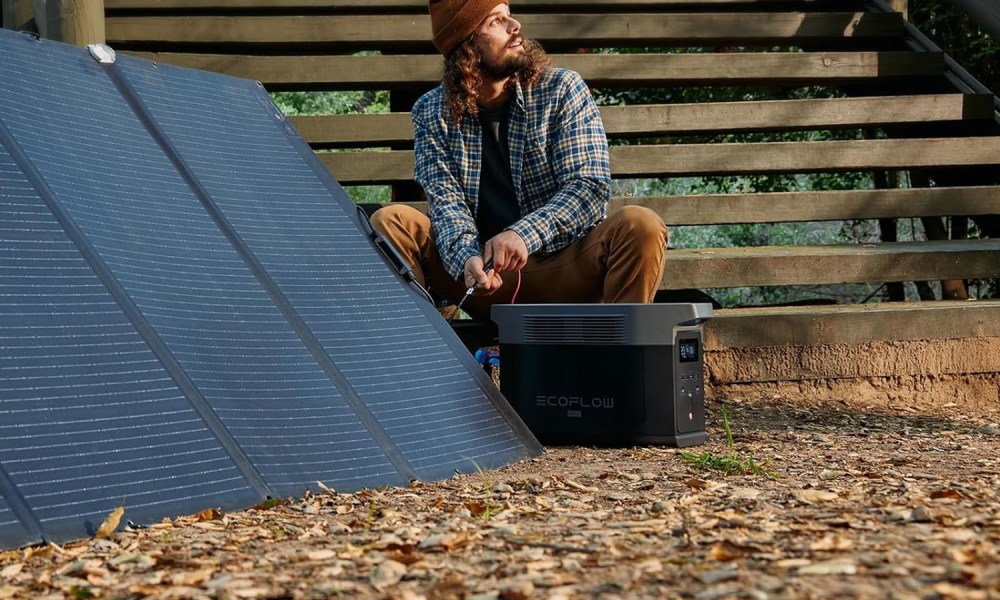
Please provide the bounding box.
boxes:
[106,12,901,48]
[318,137,1000,183]
[125,50,944,90]
[706,299,1000,349]
[397,186,1000,225]
[598,94,995,137]
[612,136,1000,177]
[290,94,994,147]
[621,186,1000,225]
[662,239,1000,289]
[105,0,869,11]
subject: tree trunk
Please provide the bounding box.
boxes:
[33,0,104,45]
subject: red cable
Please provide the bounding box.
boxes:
[510,270,522,304]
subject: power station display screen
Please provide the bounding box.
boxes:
[679,338,699,362]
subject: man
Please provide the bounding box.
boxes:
[371,0,667,320]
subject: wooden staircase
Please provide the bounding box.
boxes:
[33,0,1000,389]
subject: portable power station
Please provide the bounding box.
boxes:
[491,303,713,447]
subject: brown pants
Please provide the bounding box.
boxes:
[370,204,668,320]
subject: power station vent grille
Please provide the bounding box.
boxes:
[523,315,627,344]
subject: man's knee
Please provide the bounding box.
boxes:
[611,205,668,246]
[370,203,425,235]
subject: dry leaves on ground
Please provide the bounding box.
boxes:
[2,394,1000,599]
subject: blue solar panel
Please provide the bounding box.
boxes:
[0,489,36,550]
[117,57,533,480]
[0,135,260,543]
[0,29,539,548]
[0,33,405,498]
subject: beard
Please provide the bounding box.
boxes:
[479,37,539,81]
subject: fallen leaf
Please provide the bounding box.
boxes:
[500,580,534,600]
[418,532,469,551]
[169,568,215,586]
[809,534,854,551]
[774,558,813,569]
[465,500,489,516]
[525,560,559,572]
[684,478,710,490]
[387,550,422,566]
[306,550,337,561]
[731,488,762,500]
[95,507,124,539]
[195,508,222,522]
[428,573,467,599]
[794,490,838,504]
[561,479,599,493]
[635,558,663,574]
[933,582,987,599]
[699,569,739,584]
[951,548,976,564]
[127,584,169,596]
[798,559,858,575]
[709,540,762,561]
[931,489,964,500]
[0,564,22,579]
[370,559,407,591]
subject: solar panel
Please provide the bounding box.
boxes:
[0,139,261,545]
[0,29,540,548]
[117,56,535,479]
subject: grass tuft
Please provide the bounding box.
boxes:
[681,404,777,479]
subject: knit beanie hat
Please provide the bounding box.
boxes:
[429,0,509,55]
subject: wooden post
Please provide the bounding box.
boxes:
[873,169,906,302]
[2,0,36,32]
[33,0,104,45]
[888,0,908,20]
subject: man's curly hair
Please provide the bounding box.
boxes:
[442,36,549,127]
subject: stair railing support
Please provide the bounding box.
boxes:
[7,0,104,44]
[2,0,35,31]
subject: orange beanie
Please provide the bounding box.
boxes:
[429,0,509,55]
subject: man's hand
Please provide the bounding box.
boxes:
[483,230,528,274]
[463,256,503,295]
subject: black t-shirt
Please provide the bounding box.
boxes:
[476,102,519,243]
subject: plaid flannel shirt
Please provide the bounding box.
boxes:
[412,67,611,281]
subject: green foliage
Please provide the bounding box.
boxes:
[363,496,378,537]
[343,185,392,205]
[271,90,389,116]
[681,404,777,479]
[910,0,999,94]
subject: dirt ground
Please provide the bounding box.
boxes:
[2,386,999,600]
